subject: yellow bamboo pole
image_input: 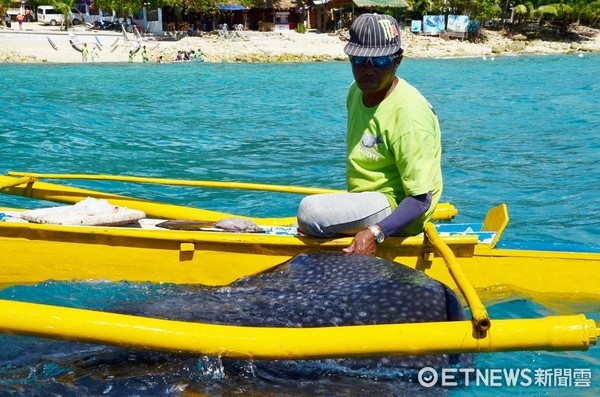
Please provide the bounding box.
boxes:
[0,176,34,190]
[424,222,491,333]
[5,172,459,220]
[7,171,341,195]
[0,299,596,358]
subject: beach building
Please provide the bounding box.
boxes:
[72,1,116,24]
[6,0,34,21]
[306,0,409,31]
[59,0,425,36]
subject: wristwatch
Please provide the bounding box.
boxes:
[368,225,385,244]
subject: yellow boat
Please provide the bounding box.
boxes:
[0,172,598,360]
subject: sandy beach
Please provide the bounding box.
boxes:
[1,21,599,63]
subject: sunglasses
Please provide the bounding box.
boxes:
[349,55,398,68]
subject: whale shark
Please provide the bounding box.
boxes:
[118,252,472,370]
[0,252,471,395]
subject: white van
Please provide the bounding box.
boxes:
[37,5,84,26]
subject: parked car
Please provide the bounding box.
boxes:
[37,5,84,26]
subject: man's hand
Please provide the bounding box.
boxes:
[343,229,377,256]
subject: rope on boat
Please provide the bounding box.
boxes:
[424,222,491,334]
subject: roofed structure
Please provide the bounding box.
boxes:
[353,0,408,7]
[252,0,306,9]
[309,0,408,7]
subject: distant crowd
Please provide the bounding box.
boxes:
[125,47,204,64]
[174,49,203,62]
[77,44,205,64]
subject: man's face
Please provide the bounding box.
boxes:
[351,56,399,95]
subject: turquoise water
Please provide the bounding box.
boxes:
[0,55,599,395]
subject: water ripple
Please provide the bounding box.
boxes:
[0,55,598,242]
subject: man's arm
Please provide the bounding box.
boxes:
[376,191,432,238]
[342,192,432,255]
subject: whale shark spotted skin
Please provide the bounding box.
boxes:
[0,253,472,394]
[120,252,472,370]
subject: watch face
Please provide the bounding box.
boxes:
[369,226,384,243]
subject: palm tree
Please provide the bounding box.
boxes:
[512,2,533,31]
[534,4,558,26]
[0,0,13,27]
[552,3,575,32]
[51,0,76,30]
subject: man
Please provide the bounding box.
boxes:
[16,13,24,30]
[81,43,89,62]
[297,13,442,256]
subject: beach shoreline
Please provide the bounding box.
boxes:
[1,22,599,64]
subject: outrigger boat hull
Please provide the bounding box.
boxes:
[2,212,600,300]
[1,175,598,301]
[0,173,598,360]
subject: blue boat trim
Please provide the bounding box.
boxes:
[498,241,600,253]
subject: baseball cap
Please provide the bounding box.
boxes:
[344,13,402,57]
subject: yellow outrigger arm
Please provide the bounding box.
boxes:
[425,222,490,333]
[0,300,596,358]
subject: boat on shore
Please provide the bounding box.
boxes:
[0,172,598,360]
[68,30,140,54]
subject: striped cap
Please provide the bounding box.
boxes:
[344,14,401,57]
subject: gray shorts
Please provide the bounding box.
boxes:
[296,192,392,237]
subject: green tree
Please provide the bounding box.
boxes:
[90,0,254,19]
[533,4,558,25]
[51,0,76,29]
[561,0,600,25]
[93,0,143,14]
[438,0,502,28]
[406,0,434,18]
[0,0,13,27]
[512,2,534,30]
[551,3,575,31]
[469,0,502,26]
[579,0,600,24]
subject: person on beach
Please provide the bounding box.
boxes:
[81,43,89,62]
[128,50,134,63]
[90,47,99,62]
[16,13,24,30]
[141,46,149,63]
[296,13,442,256]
